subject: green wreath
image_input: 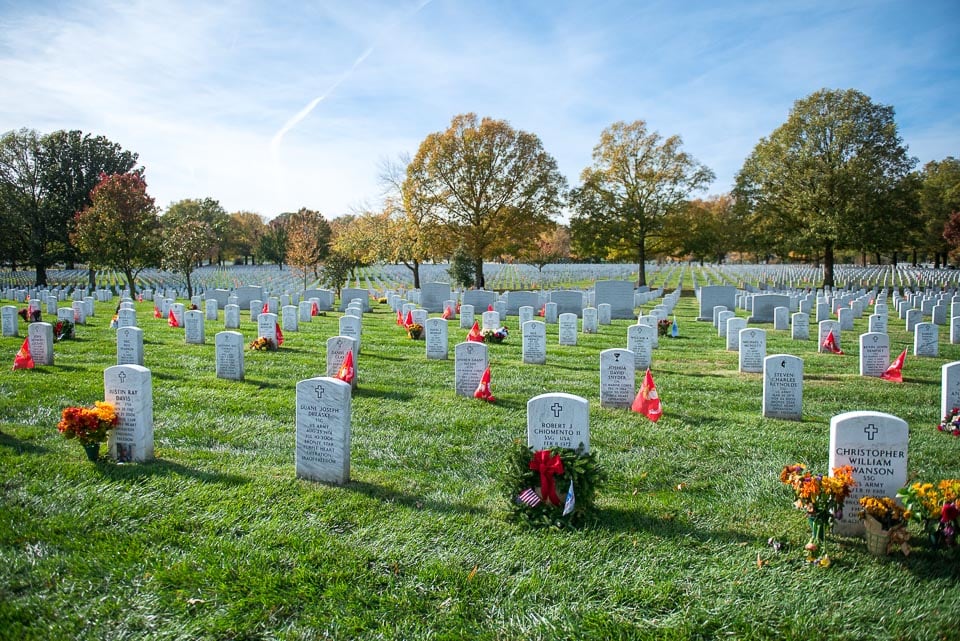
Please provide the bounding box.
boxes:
[504,441,604,529]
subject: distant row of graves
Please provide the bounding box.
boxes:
[4,276,956,537]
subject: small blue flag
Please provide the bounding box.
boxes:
[562,479,575,516]
[671,318,679,337]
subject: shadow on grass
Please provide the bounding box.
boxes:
[354,387,415,402]
[94,457,249,486]
[590,506,755,545]
[0,431,49,454]
[343,479,490,517]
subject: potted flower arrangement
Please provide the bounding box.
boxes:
[19,308,41,322]
[897,479,960,550]
[657,318,671,337]
[858,496,910,556]
[936,407,960,437]
[57,401,119,462]
[248,336,277,351]
[406,323,424,340]
[780,463,856,565]
[483,326,509,344]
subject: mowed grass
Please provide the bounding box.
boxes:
[0,293,958,641]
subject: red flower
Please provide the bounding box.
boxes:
[942,502,958,523]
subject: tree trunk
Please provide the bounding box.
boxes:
[637,240,647,287]
[861,251,867,266]
[474,257,485,289]
[412,259,421,290]
[186,272,194,300]
[34,262,48,287]
[823,241,835,288]
[911,249,918,266]
[123,268,138,296]
[88,268,96,289]
[891,251,898,266]
[874,252,881,265]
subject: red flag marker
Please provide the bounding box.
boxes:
[474,366,495,403]
[442,306,452,320]
[880,349,906,383]
[12,338,34,370]
[632,368,662,422]
[404,310,414,327]
[153,306,162,319]
[336,350,355,384]
[467,321,484,342]
[275,322,284,346]
[168,310,180,327]
[262,302,269,314]
[822,330,843,354]
[311,301,319,317]
[396,309,403,326]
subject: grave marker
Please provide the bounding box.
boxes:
[116,326,144,366]
[527,393,590,452]
[626,323,654,370]
[522,320,546,365]
[184,310,205,345]
[215,331,245,380]
[762,354,802,420]
[859,333,890,377]
[558,313,578,345]
[914,322,938,357]
[27,322,53,366]
[599,349,635,409]
[738,328,766,373]
[425,318,448,360]
[326,336,358,389]
[828,411,908,536]
[295,377,351,484]
[454,342,488,397]
[104,365,154,463]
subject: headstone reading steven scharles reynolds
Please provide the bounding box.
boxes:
[296,376,351,484]
[829,410,908,537]
[527,393,590,452]
[104,364,154,463]
[762,354,802,420]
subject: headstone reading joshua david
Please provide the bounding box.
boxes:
[599,349,635,409]
[295,376,351,484]
[828,411,908,537]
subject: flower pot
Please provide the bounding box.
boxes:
[863,514,891,556]
[407,330,422,340]
[83,442,101,462]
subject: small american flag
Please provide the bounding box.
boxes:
[517,488,541,507]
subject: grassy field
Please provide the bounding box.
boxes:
[0,294,957,640]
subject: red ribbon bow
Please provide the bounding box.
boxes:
[529,450,565,506]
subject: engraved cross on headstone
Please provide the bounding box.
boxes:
[551,402,563,418]
[315,385,324,400]
[118,371,126,383]
[864,423,878,441]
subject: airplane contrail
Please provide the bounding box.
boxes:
[269,0,433,159]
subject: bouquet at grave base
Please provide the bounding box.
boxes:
[936,407,960,437]
[19,308,41,322]
[657,318,671,336]
[858,496,910,555]
[504,441,604,529]
[406,323,423,339]
[57,401,118,446]
[897,479,960,550]
[248,336,277,351]
[780,463,856,565]
[482,326,509,344]
[54,319,74,341]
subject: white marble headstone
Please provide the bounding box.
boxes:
[599,349,635,409]
[116,326,144,366]
[425,317,448,360]
[27,322,53,366]
[522,320,546,365]
[859,333,889,377]
[527,393,590,452]
[296,376,351,484]
[829,411,908,536]
[738,328,766,373]
[215,331,245,381]
[104,364,154,463]
[762,354,802,420]
[454,341,488,397]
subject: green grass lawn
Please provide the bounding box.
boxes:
[1,294,957,640]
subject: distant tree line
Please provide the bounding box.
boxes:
[2,88,959,292]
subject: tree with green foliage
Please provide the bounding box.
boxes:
[286,208,332,288]
[670,194,739,264]
[318,250,352,297]
[570,120,713,286]
[0,128,139,285]
[918,158,960,267]
[259,214,290,269]
[225,211,267,264]
[733,89,916,286]
[71,173,161,295]
[161,200,221,299]
[406,113,566,289]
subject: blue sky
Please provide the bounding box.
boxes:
[1,0,957,220]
